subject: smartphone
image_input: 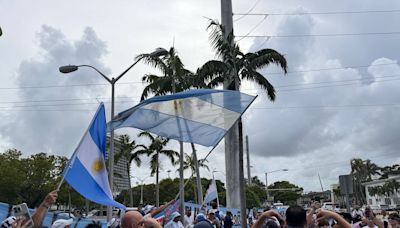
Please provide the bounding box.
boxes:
[12,203,33,228]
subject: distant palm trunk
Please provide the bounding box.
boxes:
[191,143,203,204]
[156,151,160,207]
[127,162,133,207]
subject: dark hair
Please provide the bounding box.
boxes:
[285,205,306,228]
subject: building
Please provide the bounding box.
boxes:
[105,136,131,195]
[364,175,400,210]
[297,190,331,206]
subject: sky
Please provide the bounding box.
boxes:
[1,0,400,193]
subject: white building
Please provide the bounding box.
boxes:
[364,175,400,210]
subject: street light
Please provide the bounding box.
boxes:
[132,176,151,205]
[59,47,168,221]
[265,169,289,204]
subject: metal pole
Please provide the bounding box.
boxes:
[107,80,116,221]
[265,173,269,202]
[238,120,247,228]
[179,141,185,222]
[140,182,144,205]
[246,135,251,185]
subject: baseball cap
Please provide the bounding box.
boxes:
[51,218,73,228]
[194,221,213,228]
[1,216,16,228]
[171,212,181,220]
[196,213,206,222]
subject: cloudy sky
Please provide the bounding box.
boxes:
[1,0,400,193]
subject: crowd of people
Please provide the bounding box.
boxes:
[1,191,400,228]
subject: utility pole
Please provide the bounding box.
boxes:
[246,135,251,185]
[220,0,240,209]
[221,1,246,228]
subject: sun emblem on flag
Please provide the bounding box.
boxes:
[92,158,105,173]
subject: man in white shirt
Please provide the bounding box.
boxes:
[184,210,193,228]
[165,212,184,228]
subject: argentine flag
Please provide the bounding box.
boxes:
[63,103,125,209]
[203,178,218,204]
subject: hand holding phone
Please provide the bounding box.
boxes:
[12,203,33,228]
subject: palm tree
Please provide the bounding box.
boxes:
[176,153,209,203]
[114,134,141,207]
[136,47,199,100]
[351,158,381,205]
[135,132,179,207]
[136,47,206,205]
[196,20,287,209]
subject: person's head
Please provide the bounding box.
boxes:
[285,205,306,228]
[121,211,143,228]
[195,213,207,223]
[51,219,73,228]
[226,211,232,218]
[193,221,213,228]
[186,210,192,217]
[171,212,181,223]
[388,213,400,228]
[208,212,215,220]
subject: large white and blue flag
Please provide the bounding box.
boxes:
[63,103,125,209]
[203,178,218,204]
[109,89,256,147]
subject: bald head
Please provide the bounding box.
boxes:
[121,211,143,228]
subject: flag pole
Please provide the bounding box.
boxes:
[56,103,105,191]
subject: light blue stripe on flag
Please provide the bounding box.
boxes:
[64,103,125,209]
[110,89,256,147]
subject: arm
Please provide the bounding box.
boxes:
[150,200,176,217]
[317,210,351,228]
[32,191,57,228]
[252,210,282,228]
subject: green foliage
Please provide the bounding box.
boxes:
[0,149,85,208]
[268,181,302,205]
[245,188,261,208]
[197,20,287,100]
[368,179,400,197]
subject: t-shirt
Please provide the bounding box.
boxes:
[184,215,193,228]
[165,221,185,228]
[223,217,233,228]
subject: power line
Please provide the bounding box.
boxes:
[233,0,263,22]
[234,9,400,16]
[269,74,400,88]
[0,63,396,91]
[1,73,399,105]
[236,31,400,38]
[251,103,400,110]
[236,15,268,41]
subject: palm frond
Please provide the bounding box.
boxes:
[136,53,168,74]
[250,49,288,73]
[242,70,276,101]
[138,131,155,142]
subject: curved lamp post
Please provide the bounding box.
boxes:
[59,48,168,221]
[265,168,288,203]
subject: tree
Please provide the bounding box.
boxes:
[135,132,179,207]
[176,153,209,203]
[136,47,205,204]
[197,20,287,209]
[268,181,303,205]
[136,47,198,100]
[245,188,261,208]
[114,134,141,207]
[351,158,381,205]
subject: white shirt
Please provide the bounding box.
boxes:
[165,221,185,228]
[184,215,193,228]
